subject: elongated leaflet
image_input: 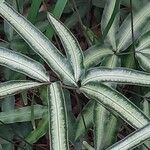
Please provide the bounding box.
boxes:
[0,80,45,98]
[0,1,76,86]
[0,105,47,124]
[107,123,150,150]
[82,68,150,86]
[80,82,150,129]
[84,45,113,69]
[0,47,49,82]
[47,13,84,82]
[48,82,69,150]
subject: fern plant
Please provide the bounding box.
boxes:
[0,0,150,149]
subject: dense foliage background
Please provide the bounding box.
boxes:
[0,0,150,150]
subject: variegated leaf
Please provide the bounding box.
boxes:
[136,51,150,72]
[106,123,150,150]
[117,2,150,51]
[80,82,150,129]
[0,105,47,124]
[0,1,76,86]
[84,45,113,69]
[0,80,45,98]
[48,82,69,150]
[0,47,49,82]
[82,68,150,86]
[75,100,94,140]
[101,0,119,50]
[47,13,84,82]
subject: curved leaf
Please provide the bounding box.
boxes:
[0,80,45,99]
[0,105,47,124]
[26,117,48,144]
[82,68,150,86]
[47,13,84,82]
[0,1,76,86]
[80,82,150,129]
[48,82,69,150]
[83,141,94,150]
[106,123,150,150]
[0,47,49,82]
[75,100,94,140]
[117,2,150,51]
[101,0,120,50]
[136,31,150,51]
[84,45,113,69]
[136,51,150,72]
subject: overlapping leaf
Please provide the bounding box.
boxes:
[0,1,76,86]
[107,123,150,150]
[117,2,150,51]
[0,105,47,124]
[80,82,150,129]
[101,0,120,50]
[84,45,113,69]
[47,13,84,82]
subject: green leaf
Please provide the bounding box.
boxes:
[136,51,150,72]
[80,82,150,129]
[95,55,120,149]
[0,47,49,82]
[47,13,84,82]
[27,0,42,24]
[135,32,150,72]
[0,1,76,86]
[117,2,150,51]
[25,117,48,144]
[48,82,69,150]
[0,80,45,99]
[94,103,109,150]
[82,68,150,86]
[106,123,150,150]
[101,0,120,49]
[45,0,68,39]
[75,100,94,140]
[0,105,47,124]
[83,141,94,150]
[101,54,121,68]
[84,45,113,69]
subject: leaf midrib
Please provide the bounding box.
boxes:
[117,6,150,51]
[0,3,75,85]
[0,82,42,96]
[82,73,150,85]
[51,17,80,81]
[0,54,48,81]
[52,84,61,149]
[82,86,147,127]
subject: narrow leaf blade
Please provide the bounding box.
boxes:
[47,13,84,82]
[80,82,150,129]
[48,82,69,150]
[84,45,113,69]
[82,68,150,86]
[0,47,49,82]
[106,123,150,150]
[0,105,47,124]
[101,0,119,49]
[0,80,45,98]
[0,2,76,86]
[117,2,150,51]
